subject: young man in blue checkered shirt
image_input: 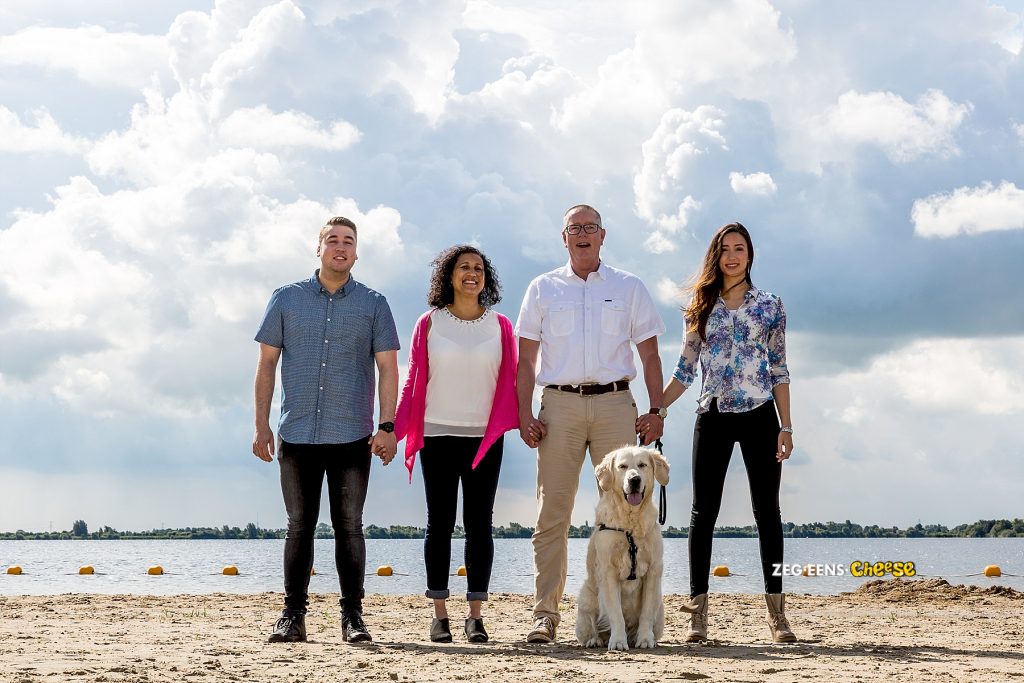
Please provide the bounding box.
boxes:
[253,216,400,644]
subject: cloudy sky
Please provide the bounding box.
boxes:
[1,0,1022,533]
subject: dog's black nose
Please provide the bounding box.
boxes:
[628,475,642,489]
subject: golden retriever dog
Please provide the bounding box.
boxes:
[575,445,670,651]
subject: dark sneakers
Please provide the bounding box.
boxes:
[342,612,372,643]
[268,613,307,643]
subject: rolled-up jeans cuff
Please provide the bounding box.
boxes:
[425,588,450,599]
[466,591,488,602]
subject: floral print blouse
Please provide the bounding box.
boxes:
[672,287,789,414]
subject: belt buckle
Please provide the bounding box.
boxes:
[579,383,596,396]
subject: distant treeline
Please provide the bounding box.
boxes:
[2,518,1023,540]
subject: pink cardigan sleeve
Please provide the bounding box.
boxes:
[471,313,520,469]
[395,311,431,480]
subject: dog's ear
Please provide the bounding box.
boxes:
[595,454,615,491]
[652,450,670,486]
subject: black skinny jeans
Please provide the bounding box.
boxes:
[420,435,503,601]
[689,399,784,596]
[278,438,371,615]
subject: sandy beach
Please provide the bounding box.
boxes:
[1,579,1022,682]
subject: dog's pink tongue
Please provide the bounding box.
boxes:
[626,491,644,506]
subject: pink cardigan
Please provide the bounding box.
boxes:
[394,309,519,481]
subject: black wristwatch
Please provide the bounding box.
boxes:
[378,421,395,434]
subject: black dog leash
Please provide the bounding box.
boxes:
[597,523,638,580]
[639,436,668,525]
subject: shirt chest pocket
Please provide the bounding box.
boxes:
[544,302,575,337]
[329,312,373,348]
[600,299,628,336]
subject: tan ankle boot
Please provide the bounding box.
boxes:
[682,593,708,642]
[765,593,796,643]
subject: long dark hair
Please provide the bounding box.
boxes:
[427,244,502,308]
[684,222,754,341]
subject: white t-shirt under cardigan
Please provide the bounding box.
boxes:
[423,307,501,437]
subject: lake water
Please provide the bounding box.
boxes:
[2,538,1022,597]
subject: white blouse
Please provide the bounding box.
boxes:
[424,307,501,437]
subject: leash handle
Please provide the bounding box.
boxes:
[637,436,669,526]
[659,485,667,526]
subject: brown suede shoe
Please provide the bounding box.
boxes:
[526,616,556,643]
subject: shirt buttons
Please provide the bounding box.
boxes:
[327,318,330,321]
[319,386,323,390]
[322,363,326,367]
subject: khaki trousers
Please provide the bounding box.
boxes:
[532,386,638,624]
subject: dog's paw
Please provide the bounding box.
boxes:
[634,633,657,649]
[607,636,629,652]
[583,637,605,648]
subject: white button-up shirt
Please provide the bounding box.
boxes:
[515,261,666,386]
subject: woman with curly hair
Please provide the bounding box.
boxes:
[394,244,518,644]
[662,222,797,644]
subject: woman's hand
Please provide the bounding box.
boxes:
[519,413,547,448]
[777,430,794,462]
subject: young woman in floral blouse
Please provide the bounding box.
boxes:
[663,222,797,645]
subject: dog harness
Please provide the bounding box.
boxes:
[597,523,638,580]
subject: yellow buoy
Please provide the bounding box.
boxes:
[79,565,95,575]
[310,567,316,576]
[6,566,22,575]
[984,565,1002,577]
[147,565,164,575]
[802,565,811,577]
[712,565,731,577]
[456,565,467,577]
[222,565,239,576]
[376,565,394,576]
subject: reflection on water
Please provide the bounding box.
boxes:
[2,537,1022,596]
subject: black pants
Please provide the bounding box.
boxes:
[420,435,503,601]
[278,438,371,615]
[689,399,784,596]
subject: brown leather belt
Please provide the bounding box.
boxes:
[547,380,630,396]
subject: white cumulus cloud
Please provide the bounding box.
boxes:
[0,25,169,89]
[911,181,1024,238]
[729,171,777,196]
[813,89,971,165]
[0,106,90,154]
[218,106,360,151]
[634,106,722,252]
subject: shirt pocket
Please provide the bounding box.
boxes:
[600,299,628,336]
[544,302,575,337]
[332,312,374,352]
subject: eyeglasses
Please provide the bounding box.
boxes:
[564,223,601,235]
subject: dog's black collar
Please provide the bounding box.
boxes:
[597,523,638,581]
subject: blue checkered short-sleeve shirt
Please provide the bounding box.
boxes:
[255,270,400,444]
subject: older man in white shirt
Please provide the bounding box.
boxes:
[515,204,667,643]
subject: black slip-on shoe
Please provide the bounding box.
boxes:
[465,617,488,643]
[342,612,372,643]
[268,613,306,643]
[430,617,453,643]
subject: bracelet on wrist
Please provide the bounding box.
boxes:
[779,426,793,434]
